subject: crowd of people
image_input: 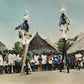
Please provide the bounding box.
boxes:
[0,50,84,74]
[30,52,62,71]
[0,50,22,74]
[0,51,62,74]
[68,50,84,70]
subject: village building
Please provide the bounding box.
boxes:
[68,33,84,67]
[29,32,59,54]
[68,33,84,53]
[0,41,7,51]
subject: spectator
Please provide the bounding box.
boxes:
[41,53,47,71]
[34,53,39,71]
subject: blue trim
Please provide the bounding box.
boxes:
[58,14,70,26]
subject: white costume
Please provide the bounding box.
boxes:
[42,54,47,64]
[24,10,29,22]
[48,57,53,64]
[22,10,30,45]
[59,7,70,40]
[21,30,30,45]
[75,53,82,61]
[34,55,39,65]
[31,58,35,63]
[0,55,3,66]
[8,54,14,65]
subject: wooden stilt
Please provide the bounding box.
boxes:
[20,44,29,75]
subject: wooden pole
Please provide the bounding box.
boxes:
[63,37,69,73]
[20,44,29,75]
[26,57,28,75]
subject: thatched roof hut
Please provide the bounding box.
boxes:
[0,41,7,51]
[67,33,84,53]
[29,32,59,54]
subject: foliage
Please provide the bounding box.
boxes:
[56,36,78,52]
[26,55,32,63]
[56,38,64,52]
[4,53,8,62]
[64,56,66,68]
[19,60,23,66]
[21,54,24,59]
[13,41,23,53]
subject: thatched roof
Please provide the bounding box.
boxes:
[0,41,7,51]
[67,33,84,53]
[29,32,59,54]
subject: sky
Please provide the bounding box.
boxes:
[0,0,84,49]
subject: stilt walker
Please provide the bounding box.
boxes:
[15,10,32,75]
[59,7,70,73]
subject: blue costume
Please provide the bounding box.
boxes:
[67,56,71,63]
[59,14,70,26]
[15,22,29,32]
[56,54,60,60]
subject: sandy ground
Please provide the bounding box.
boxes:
[0,69,84,84]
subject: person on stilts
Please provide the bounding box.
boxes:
[15,10,32,75]
[59,7,70,73]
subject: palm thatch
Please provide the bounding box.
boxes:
[29,32,59,54]
[67,33,84,53]
[0,41,7,51]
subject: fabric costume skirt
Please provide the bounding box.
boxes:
[59,24,68,39]
[60,24,68,32]
[19,29,30,45]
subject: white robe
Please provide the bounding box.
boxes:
[0,55,3,66]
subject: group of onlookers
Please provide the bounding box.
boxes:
[0,51,62,74]
[30,52,62,72]
[68,50,84,70]
[0,50,22,74]
[0,50,84,74]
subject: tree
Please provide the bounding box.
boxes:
[56,38,64,52]
[13,41,23,53]
[4,53,8,62]
[56,36,78,52]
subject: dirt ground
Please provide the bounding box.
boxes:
[0,69,84,84]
